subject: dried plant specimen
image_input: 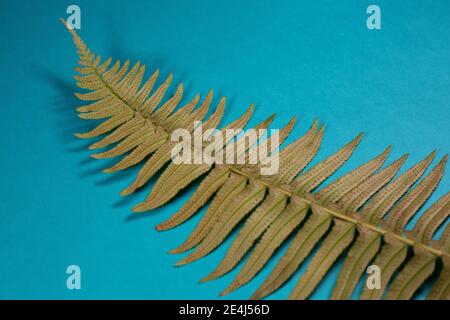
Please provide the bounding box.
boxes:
[63,21,450,300]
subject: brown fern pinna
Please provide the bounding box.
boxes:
[63,21,450,300]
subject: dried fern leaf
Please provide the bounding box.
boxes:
[360,236,408,300]
[211,198,309,291]
[139,73,173,116]
[172,95,211,129]
[292,134,363,194]
[136,163,212,211]
[88,114,146,150]
[130,69,159,108]
[384,156,447,233]
[91,124,157,159]
[133,105,254,211]
[122,99,227,196]
[120,143,174,196]
[202,189,288,288]
[170,174,248,255]
[251,205,332,299]
[317,146,391,205]
[63,23,450,300]
[409,191,450,243]
[240,117,296,172]
[274,122,324,184]
[75,111,134,139]
[439,223,450,252]
[78,103,123,119]
[152,84,184,122]
[362,151,436,224]
[103,132,167,173]
[229,113,277,163]
[176,178,266,265]
[338,154,408,213]
[156,166,230,231]
[427,257,450,300]
[386,248,436,300]
[123,64,146,101]
[164,93,202,130]
[76,96,114,113]
[191,98,226,131]
[289,219,356,300]
[331,226,381,300]
[155,115,276,230]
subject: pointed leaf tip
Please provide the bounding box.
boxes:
[175,258,189,267]
[132,202,156,212]
[219,286,234,297]
[429,149,437,159]
[356,132,364,141]
[120,187,134,196]
[247,103,255,114]
[198,276,211,284]
[385,145,393,153]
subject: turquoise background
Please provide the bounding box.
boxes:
[0,0,449,299]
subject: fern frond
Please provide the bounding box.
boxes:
[289,219,356,300]
[171,173,249,255]
[386,248,436,300]
[409,191,450,243]
[359,235,409,300]
[63,22,450,300]
[213,189,288,293]
[427,256,450,299]
[251,204,333,299]
[331,226,381,300]
[176,177,267,264]
[215,198,310,289]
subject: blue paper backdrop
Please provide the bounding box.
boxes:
[0,0,449,299]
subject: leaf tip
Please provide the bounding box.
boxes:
[175,258,189,267]
[198,277,209,284]
[120,187,134,196]
[60,17,69,29]
[167,248,179,255]
[132,202,149,212]
[429,149,438,159]
[74,133,84,138]
[385,145,393,154]
[199,273,215,284]
[356,131,364,141]
[289,115,298,125]
[249,291,261,300]
[219,287,233,297]
[400,153,410,162]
